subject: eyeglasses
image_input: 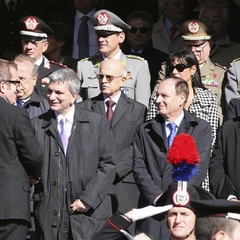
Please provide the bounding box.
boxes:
[97,74,123,83]
[1,80,21,86]
[19,76,33,84]
[168,64,190,72]
[21,39,45,47]
[187,41,209,52]
[129,27,150,34]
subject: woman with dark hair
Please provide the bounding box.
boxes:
[146,49,219,190]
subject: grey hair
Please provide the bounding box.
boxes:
[199,5,229,29]
[0,59,17,80]
[48,68,80,94]
[14,54,38,77]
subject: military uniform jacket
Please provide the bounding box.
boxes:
[31,105,116,240]
[36,56,65,98]
[77,51,151,107]
[225,58,240,105]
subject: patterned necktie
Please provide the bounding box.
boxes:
[170,25,177,40]
[78,15,89,59]
[167,122,177,148]
[106,100,116,124]
[16,99,24,107]
[60,118,70,155]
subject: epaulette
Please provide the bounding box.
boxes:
[79,55,99,62]
[79,55,101,66]
[49,60,67,68]
[232,58,240,63]
[126,54,144,61]
[214,62,227,71]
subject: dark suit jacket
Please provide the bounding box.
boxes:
[79,93,147,213]
[224,97,240,122]
[31,104,116,239]
[133,109,212,240]
[122,41,168,91]
[209,118,239,199]
[0,97,42,225]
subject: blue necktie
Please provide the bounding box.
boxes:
[78,15,89,59]
[16,99,24,107]
[167,122,177,148]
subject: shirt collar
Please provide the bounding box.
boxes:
[165,110,184,128]
[103,91,121,105]
[35,56,43,66]
[55,104,75,125]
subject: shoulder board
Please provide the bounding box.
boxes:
[80,55,99,62]
[49,61,67,68]
[232,58,240,63]
[126,54,144,61]
[214,62,227,70]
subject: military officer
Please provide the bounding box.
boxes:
[77,9,151,107]
[147,20,226,123]
[19,16,66,98]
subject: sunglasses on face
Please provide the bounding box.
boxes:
[97,74,123,83]
[168,64,190,72]
[129,27,150,34]
[2,80,21,86]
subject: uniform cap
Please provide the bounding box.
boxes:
[92,9,131,35]
[19,16,53,41]
[181,20,211,46]
[157,182,215,208]
[190,199,240,220]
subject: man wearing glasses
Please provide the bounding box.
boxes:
[79,59,146,234]
[77,9,151,107]
[18,16,65,98]
[14,54,49,119]
[122,11,168,92]
[0,59,42,240]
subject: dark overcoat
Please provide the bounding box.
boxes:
[31,104,116,240]
[133,109,212,240]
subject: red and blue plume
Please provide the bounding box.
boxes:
[167,133,200,182]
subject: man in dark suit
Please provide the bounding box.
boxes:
[0,59,42,240]
[122,10,168,91]
[14,54,49,119]
[79,59,146,234]
[133,77,212,240]
[18,15,65,98]
[209,116,240,200]
[31,68,116,240]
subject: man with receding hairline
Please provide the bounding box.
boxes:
[133,77,212,239]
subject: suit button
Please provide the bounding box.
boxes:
[52,181,56,186]
[54,152,59,156]
[53,210,57,216]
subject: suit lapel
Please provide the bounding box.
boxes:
[110,94,129,129]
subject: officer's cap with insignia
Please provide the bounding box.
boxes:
[180,20,211,46]
[92,9,131,35]
[19,16,53,41]
[190,199,240,221]
[156,133,215,208]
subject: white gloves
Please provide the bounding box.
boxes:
[124,204,173,222]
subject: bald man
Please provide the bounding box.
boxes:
[79,59,146,233]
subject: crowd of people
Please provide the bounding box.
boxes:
[1,0,240,240]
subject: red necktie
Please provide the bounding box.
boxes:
[170,25,177,40]
[106,100,116,123]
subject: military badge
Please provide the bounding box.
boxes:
[24,17,40,31]
[96,12,110,26]
[187,21,200,34]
